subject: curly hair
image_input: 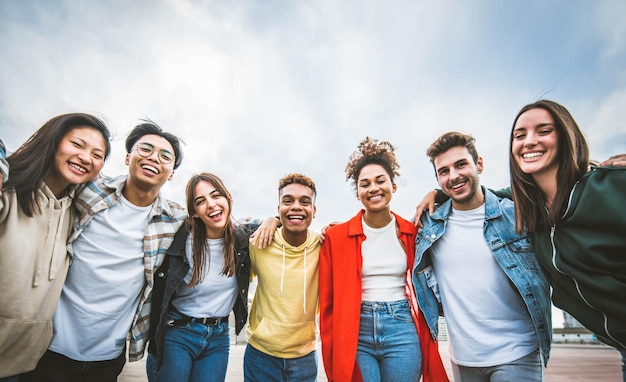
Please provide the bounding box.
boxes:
[279,173,317,198]
[345,137,400,191]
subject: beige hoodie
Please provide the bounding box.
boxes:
[247,227,321,358]
[0,185,74,377]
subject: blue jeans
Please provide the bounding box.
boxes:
[0,376,18,382]
[146,310,230,382]
[356,300,422,382]
[451,348,543,382]
[243,344,317,382]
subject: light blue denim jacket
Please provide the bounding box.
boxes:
[412,187,552,364]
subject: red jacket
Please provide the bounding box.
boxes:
[319,210,449,382]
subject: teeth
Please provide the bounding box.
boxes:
[69,163,87,173]
[288,215,304,220]
[141,165,159,174]
[523,152,543,159]
[209,211,222,217]
[450,181,466,190]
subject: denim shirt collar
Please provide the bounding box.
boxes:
[430,186,503,222]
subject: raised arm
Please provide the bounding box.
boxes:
[248,216,280,249]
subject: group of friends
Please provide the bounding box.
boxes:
[0,99,624,382]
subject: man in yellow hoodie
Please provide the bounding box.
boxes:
[244,173,321,382]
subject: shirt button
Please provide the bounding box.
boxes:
[431,234,436,239]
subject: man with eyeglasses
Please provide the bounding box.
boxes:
[23,121,187,381]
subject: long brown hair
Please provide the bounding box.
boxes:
[6,113,111,217]
[185,173,236,287]
[509,100,589,233]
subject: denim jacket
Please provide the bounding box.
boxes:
[412,187,552,364]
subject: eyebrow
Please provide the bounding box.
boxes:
[436,159,467,173]
[281,194,312,201]
[359,174,387,183]
[514,122,555,132]
[71,135,105,153]
[138,141,174,154]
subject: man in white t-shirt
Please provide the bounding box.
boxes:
[22,121,187,381]
[412,132,552,382]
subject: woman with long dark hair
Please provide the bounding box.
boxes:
[0,113,111,381]
[147,172,277,382]
[509,100,625,378]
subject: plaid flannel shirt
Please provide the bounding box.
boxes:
[69,174,186,361]
[0,140,8,182]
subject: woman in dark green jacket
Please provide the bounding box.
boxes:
[509,100,625,378]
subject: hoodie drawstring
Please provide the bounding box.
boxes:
[279,243,309,316]
[303,246,307,315]
[280,244,286,297]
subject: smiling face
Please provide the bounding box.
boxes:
[192,180,231,239]
[357,164,396,213]
[434,146,484,210]
[125,134,175,192]
[45,126,107,196]
[511,108,560,181]
[278,183,316,245]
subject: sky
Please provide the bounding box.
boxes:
[1,0,625,326]
[2,0,626,228]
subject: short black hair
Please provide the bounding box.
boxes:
[125,119,184,169]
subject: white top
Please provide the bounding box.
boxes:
[430,204,536,366]
[172,236,238,318]
[361,215,407,302]
[50,194,151,361]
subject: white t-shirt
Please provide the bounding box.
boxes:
[430,204,536,366]
[361,215,407,302]
[171,236,238,318]
[50,194,151,361]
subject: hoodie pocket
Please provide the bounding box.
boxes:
[249,317,316,354]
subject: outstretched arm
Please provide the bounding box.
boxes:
[249,216,280,249]
[413,190,438,227]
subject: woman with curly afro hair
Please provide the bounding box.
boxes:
[319,137,448,382]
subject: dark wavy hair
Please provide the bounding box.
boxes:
[6,113,111,216]
[509,100,589,233]
[426,131,479,169]
[185,172,236,287]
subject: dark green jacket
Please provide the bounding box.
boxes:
[531,167,626,350]
[435,168,626,349]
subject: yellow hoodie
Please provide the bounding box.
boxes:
[247,227,321,358]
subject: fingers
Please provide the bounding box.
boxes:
[600,154,626,167]
[319,232,326,244]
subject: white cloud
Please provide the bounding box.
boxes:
[1,0,624,230]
